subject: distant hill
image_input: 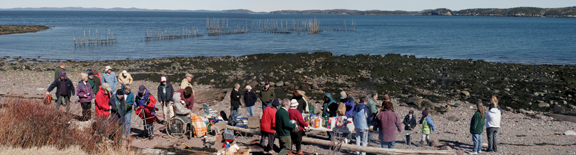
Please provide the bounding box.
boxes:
[423,7,576,18]
[2,6,576,18]
[270,9,417,15]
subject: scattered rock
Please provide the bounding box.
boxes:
[439,145,452,150]
[407,97,424,109]
[400,102,408,106]
[447,116,459,122]
[455,150,465,155]
[312,84,320,90]
[276,81,284,87]
[519,109,536,115]
[564,130,576,136]
[248,80,258,88]
[461,91,470,97]
[538,101,550,108]
[553,105,565,113]
[429,140,440,147]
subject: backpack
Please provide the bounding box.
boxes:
[337,102,346,116]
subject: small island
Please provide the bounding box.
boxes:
[0,25,49,35]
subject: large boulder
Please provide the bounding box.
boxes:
[461,91,470,97]
[553,105,565,113]
[538,100,550,108]
[407,97,424,109]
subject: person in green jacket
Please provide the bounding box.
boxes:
[88,71,102,96]
[469,102,485,154]
[259,82,276,112]
[276,98,296,155]
[418,109,435,147]
[54,62,65,81]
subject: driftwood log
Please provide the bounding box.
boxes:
[226,125,455,155]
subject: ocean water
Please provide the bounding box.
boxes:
[0,11,575,64]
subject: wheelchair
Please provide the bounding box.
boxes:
[166,115,195,139]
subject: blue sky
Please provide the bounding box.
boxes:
[2,0,575,11]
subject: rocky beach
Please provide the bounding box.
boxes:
[1,52,576,154]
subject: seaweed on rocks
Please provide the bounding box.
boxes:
[3,52,576,112]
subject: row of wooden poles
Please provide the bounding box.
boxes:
[73,18,356,45]
[73,29,118,46]
[145,28,203,41]
[206,17,356,36]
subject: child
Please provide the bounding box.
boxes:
[469,102,485,154]
[418,109,435,147]
[403,110,417,145]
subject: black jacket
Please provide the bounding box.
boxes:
[231,88,241,108]
[157,83,175,103]
[48,78,75,98]
[293,95,307,113]
[244,91,257,107]
[402,115,417,131]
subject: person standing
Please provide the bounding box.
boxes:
[469,102,485,154]
[340,91,355,118]
[292,90,308,113]
[102,66,118,93]
[374,101,402,149]
[260,98,280,153]
[77,73,95,121]
[230,83,241,118]
[353,97,371,155]
[110,89,126,122]
[135,85,158,138]
[259,82,276,112]
[288,99,310,155]
[157,76,175,121]
[367,92,378,121]
[54,62,65,81]
[47,72,75,112]
[118,70,133,90]
[244,85,257,117]
[180,73,195,94]
[276,99,296,155]
[402,110,417,145]
[485,96,501,152]
[123,86,135,136]
[418,109,435,147]
[322,93,337,117]
[87,71,102,96]
[95,83,112,118]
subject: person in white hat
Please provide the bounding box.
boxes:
[118,70,133,90]
[244,85,257,117]
[288,99,309,155]
[101,66,118,93]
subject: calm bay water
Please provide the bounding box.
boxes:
[0,11,575,64]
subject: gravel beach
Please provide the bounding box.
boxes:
[1,53,576,154]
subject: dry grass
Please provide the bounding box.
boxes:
[0,97,138,154]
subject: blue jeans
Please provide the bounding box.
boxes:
[472,133,482,153]
[355,131,369,155]
[262,103,271,112]
[123,111,132,136]
[246,106,255,117]
[381,141,395,149]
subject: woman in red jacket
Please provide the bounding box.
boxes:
[260,98,279,153]
[95,83,112,118]
[288,99,309,155]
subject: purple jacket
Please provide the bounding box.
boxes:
[77,81,95,103]
[373,109,402,142]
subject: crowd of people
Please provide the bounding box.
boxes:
[47,62,502,155]
[47,63,197,139]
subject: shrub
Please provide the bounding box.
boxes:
[0,97,132,154]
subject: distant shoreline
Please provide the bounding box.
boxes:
[0,25,49,35]
[2,6,576,18]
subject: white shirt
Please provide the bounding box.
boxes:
[485,108,501,128]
